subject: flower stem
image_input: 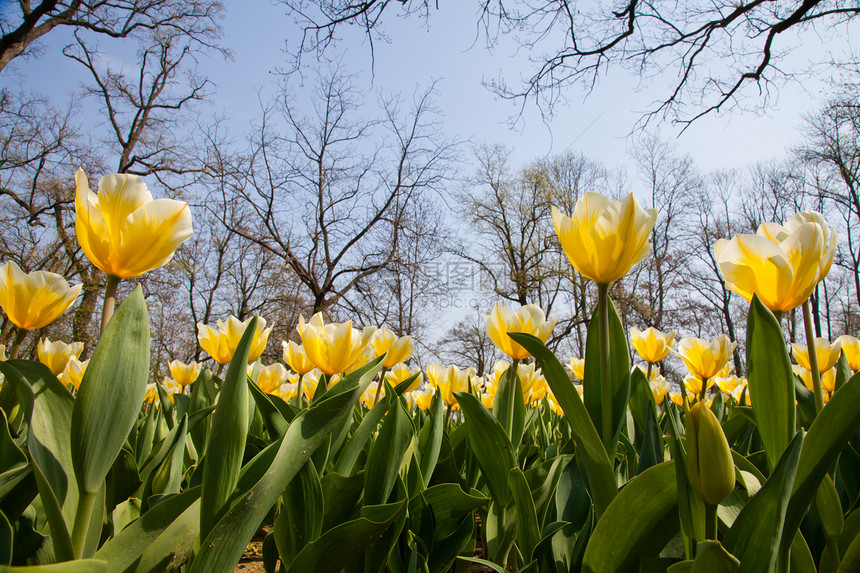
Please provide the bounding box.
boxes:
[598,283,613,448]
[802,300,824,414]
[705,502,718,540]
[700,377,709,403]
[8,327,26,360]
[71,489,97,558]
[372,366,388,407]
[100,275,121,335]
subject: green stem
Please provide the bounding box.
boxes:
[802,300,824,414]
[700,377,709,404]
[705,502,718,540]
[71,490,97,558]
[372,366,388,407]
[598,283,613,448]
[100,274,120,335]
[296,373,304,408]
[7,327,26,360]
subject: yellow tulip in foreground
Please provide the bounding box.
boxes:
[552,192,658,285]
[38,338,84,376]
[484,303,557,360]
[281,340,315,374]
[686,400,736,506]
[0,261,81,330]
[197,315,272,365]
[168,359,202,386]
[836,335,860,371]
[298,313,376,375]
[792,337,842,374]
[630,327,676,363]
[370,328,414,368]
[713,212,836,313]
[675,335,737,382]
[75,169,193,279]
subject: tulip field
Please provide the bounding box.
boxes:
[1,172,860,573]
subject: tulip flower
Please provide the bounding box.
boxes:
[651,375,670,406]
[715,374,745,395]
[144,383,158,405]
[686,400,736,511]
[0,262,82,354]
[730,384,750,406]
[484,303,557,360]
[794,365,837,394]
[684,374,715,397]
[255,363,289,394]
[38,338,84,376]
[168,359,202,387]
[75,169,193,280]
[411,387,435,411]
[370,328,414,368]
[566,356,585,381]
[836,335,860,371]
[197,315,272,365]
[281,340,315,374]
[675,335,737,383]
[59,357,88,390]
[426,363,474,407]
[791,337,842,374]
[297,313,376,376]
[552,192,658,286]
[630,327,676,364]
[384,362,423,392]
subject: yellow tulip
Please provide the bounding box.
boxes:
[384,362,423,392]
[37,338,84,376]
[281,340,315,374]
[426,363,474,406]
[836,335,860,371]
[411,387,435,411]
[730,384,750,406]
[794,365,837,394]
[298,313,375,375]
[0,261,81,330]
[791,337,842,374]
[371,328,414,368]
[675,335,737,381]
[256,363,288,394]
[715,374,745,395]
[197,315,272,365]
[566,356,585,381]
[684,374,715,397]
[714,212,836,313]
[144,383,158,405]
[162,376,183,401]
[668,391,684,406]
[59,357,88,390]
[651,374,670,406]
[361,382,384,408]
[75,169,193,279]
[686,400,736,505]
[168,359,202,386]
[630,327,676,363]
[546,392,565,416]
[481,392,495,409]
[484,303,557,360]
[276,378,300,402]
[552,192,658,285]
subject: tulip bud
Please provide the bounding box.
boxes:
[686,400,735,505]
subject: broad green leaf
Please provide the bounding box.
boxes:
[782,371,860,555]
[427,515,474,573]
[189,357,381,573]
[247,380,289,439]
[582,462,679,573]
[320,472,364,533]
[835,350,852,392]
[509,333,616,517]
[0,408,28,499]
[0,361,34,438]
[0,510,11,566]
[365,388,412,505]
[725,432,803,573]
[71,286,150,495]
[691,541,739,573]
[96,487,200,573]
[274,462,323,569]
[285,501,406,573]
[746,295,795,471]
[493,361,525,447]
[816,475,843,539]
[0,560,107,572]
[582,297,631,452]
[509,467,540,560]
[839,526,860,573]
[454,392,516,506]
[417,389,445,488]
[417,483,487,541]
[143,415,187,503]
[198,315,257,539]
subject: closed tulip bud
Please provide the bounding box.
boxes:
[686,400,736,505]
[75,169,193,279]
[792,337,842,374]
[38,338,84,376]
[0,262,82,330]
[484,303,557,360]
[168,359,202,386]
[630,327,676,363]
[552,192,658,285]
[370,328,414,368]
[836,335,860,371]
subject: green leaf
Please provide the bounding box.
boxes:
[508,333,616,517]
[835,350,852,392]
[454,392,516,506]
[782,371,860,554]
[364,388,412,505]
[745,295,795,471]
[198,315,257,539]
[0,561,107,572]
[724,432,803,573]
[247,380,289,439]
[189,358,381,573]
[582,461,679,573]
[417,389,445,488]
[416,483,488,541]
[95,487,200,573]
[838,525,860,573]
[582,297,631,452]
[493,361,525,447]
[0,361,34,437]
[816,475,843,539]
[689,541,739,573]
[0,408,28,499]
[274,462,323,570]
[71,286,150,495]
[509,468,540,560]
[320,472,364,533]
[285,501,406,573]
[142,415,187,503]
